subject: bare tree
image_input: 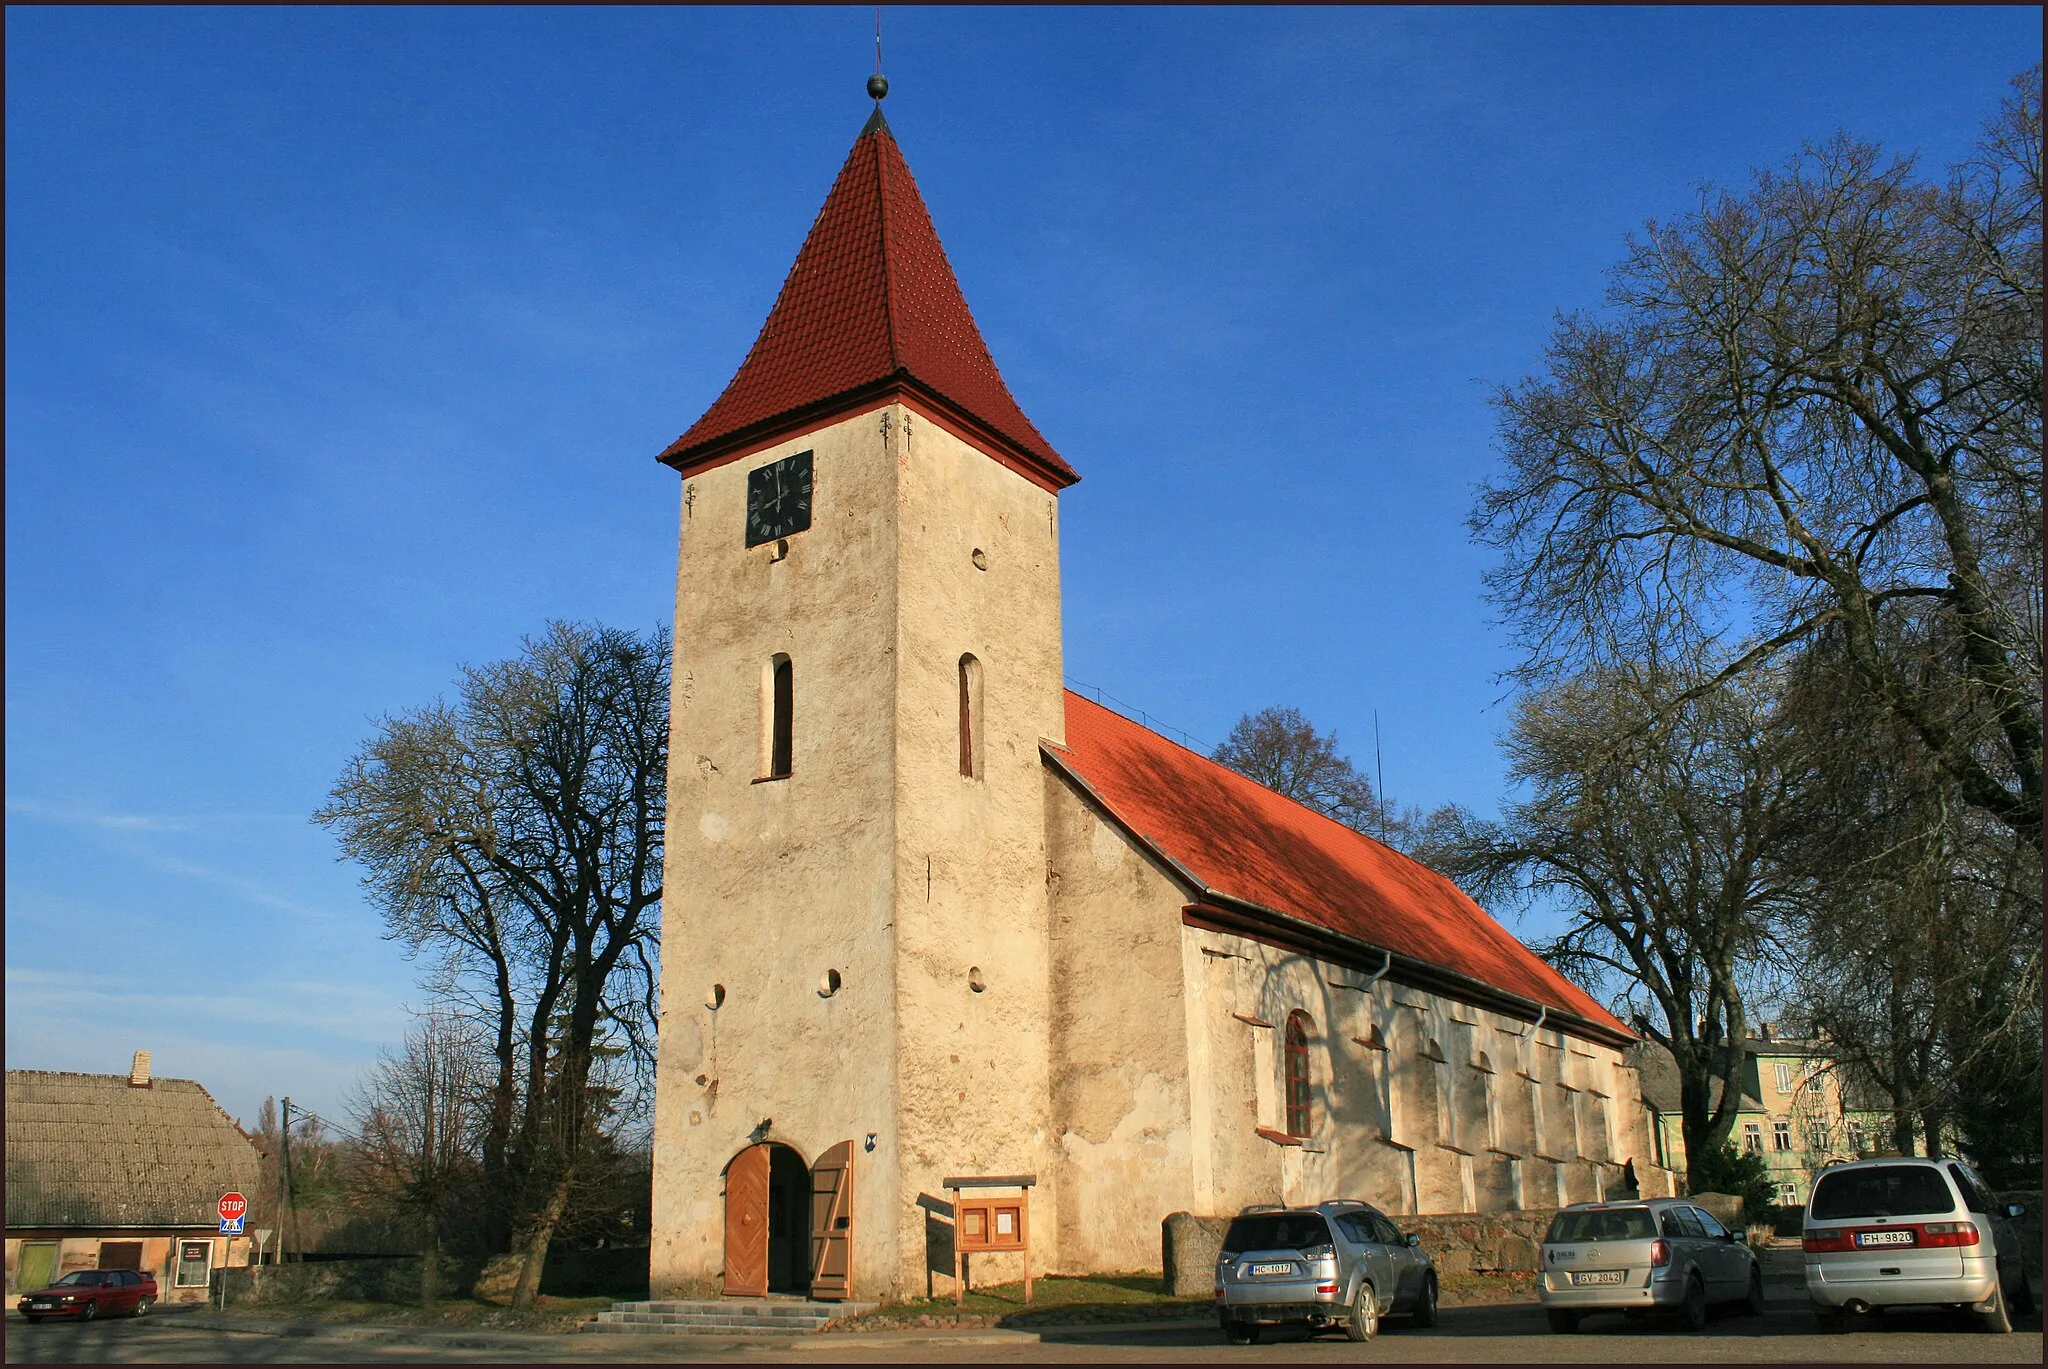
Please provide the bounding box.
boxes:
[1212,706,1396,838]
[1430,667,1802,1188]
[1776,635,2042,1174]
[350,1013,487,1306]
[317,621,668,1308]
[1473,67,2042,852]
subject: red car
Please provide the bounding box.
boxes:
[16,1269,157,1321]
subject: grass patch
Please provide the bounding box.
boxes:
[214,1294,617,1334]
[831,1273,1213,1330]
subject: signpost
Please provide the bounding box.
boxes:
[218,1192,248,1236]
[252,1229,272,1296]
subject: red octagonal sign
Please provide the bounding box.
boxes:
[219,1192,248,1223]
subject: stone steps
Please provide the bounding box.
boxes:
[583,1298,878,1338]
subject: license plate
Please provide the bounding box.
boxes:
[1572,1271,1625,1285]
[1249,1263,1294,1277]
[26,1302,52,1310]
[1855,1230,1915,1247]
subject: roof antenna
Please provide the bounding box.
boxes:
[1374,709,1386,841]
[867,6,889,103]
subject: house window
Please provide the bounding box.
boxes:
[1809,1121,1831,1152]
[1773,1063,1793,1093]
[1426,1040,1454,1144]
[957,654,983,779]
[1480,1069,1501,1150]
[1776,1181,1799,1207]
[762,654,794,778]
[1772,1120,1793,1152]
[1807,1071,1826,1096]
[1743,1122,1763,1153]
[1847,1118,1866,1152]
[174,1240,212,1288]
[1284,1012,1314,1137]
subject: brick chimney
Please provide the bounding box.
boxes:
[129,1050,152,1088]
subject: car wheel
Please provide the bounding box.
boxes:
[80,1301,99,1322]
[1745,1264,1766,1317]
[1812,1304,1845,1334]
[1545,1308,1579,1334]
[1977,1283,2013,1334]
[1676,1275,1707,1332]
[1410,1273,1439,1329]
[1223,1318,1259,1345]
[134,1297,154,1318]
[1344,1281,1378,1342]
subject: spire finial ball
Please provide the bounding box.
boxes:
[867,73,889,101]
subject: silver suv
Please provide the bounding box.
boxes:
[1803,1157,2034,1333]
[1214,1201,1439,1343]
[1539,1198,1764,1332]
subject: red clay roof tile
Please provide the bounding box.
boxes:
[1050,691,1628,1037]
[660,113,1075,488]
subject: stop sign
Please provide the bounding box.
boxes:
[219,1192,248,1223]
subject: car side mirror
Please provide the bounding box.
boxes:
[2006,1203,2027,1219]
[1725,1230,1741,1241]
[1405,1233,1422,1248]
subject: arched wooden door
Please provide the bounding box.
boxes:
[809,1140,855,1300]
[723,1143,771,1297]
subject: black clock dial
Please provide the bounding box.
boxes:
[745,450,814,547]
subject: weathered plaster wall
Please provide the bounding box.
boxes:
[1041,772,1194,1274]
[888,410,1067,1298]
[651,409,906,1299]
[1178,921,1670,1221]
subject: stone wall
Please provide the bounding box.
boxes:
[1165,1207,1570,1295]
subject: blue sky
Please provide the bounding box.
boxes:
[7,7,2036,1126]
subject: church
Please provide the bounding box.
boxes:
[649,85,1672,1304]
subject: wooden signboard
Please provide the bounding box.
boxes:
[943,1174,1035,1306]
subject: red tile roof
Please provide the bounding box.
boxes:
[1047,692,1629,1039]
[660,112,1076,490]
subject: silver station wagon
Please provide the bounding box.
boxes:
[1215,1201,1440,1343]
[1539,1198,1764,1332]
[1803,1157,2034,1333]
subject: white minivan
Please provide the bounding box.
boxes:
[1803,1157,2033,1333]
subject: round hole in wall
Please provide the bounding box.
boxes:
[971,548,988,571]
[968,967,986,993]
[707,984,726,1010]
[819,968,842,998]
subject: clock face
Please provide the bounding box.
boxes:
[745,450,814,547]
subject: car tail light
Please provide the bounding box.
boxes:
[1919,1222,1981,1248]
[1649,1238,1671,1267]
[1802,1229,1852,1252]
[1214,1286,1226,1300]
[1316,1283,1338,1295]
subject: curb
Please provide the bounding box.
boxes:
[167,1313,585,1350]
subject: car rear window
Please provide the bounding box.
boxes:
[1810,1165,1957,1220]
[1546,1207,1656,1242]
[1223,1213,1334,1252]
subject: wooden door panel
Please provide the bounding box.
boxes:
[810,1140,854,1301]
[724,1143,770,1297]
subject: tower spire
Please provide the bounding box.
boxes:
[658,100,1075,491]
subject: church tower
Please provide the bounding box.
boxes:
[650,92,1079,1302]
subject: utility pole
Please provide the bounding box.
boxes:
[279,1096,293,1264]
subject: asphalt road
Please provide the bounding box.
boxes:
[5,1298,2041,1364]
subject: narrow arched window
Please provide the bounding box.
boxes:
[762,654,793,778]
[1284,1011,1313,1137]
[957,654,983,779]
